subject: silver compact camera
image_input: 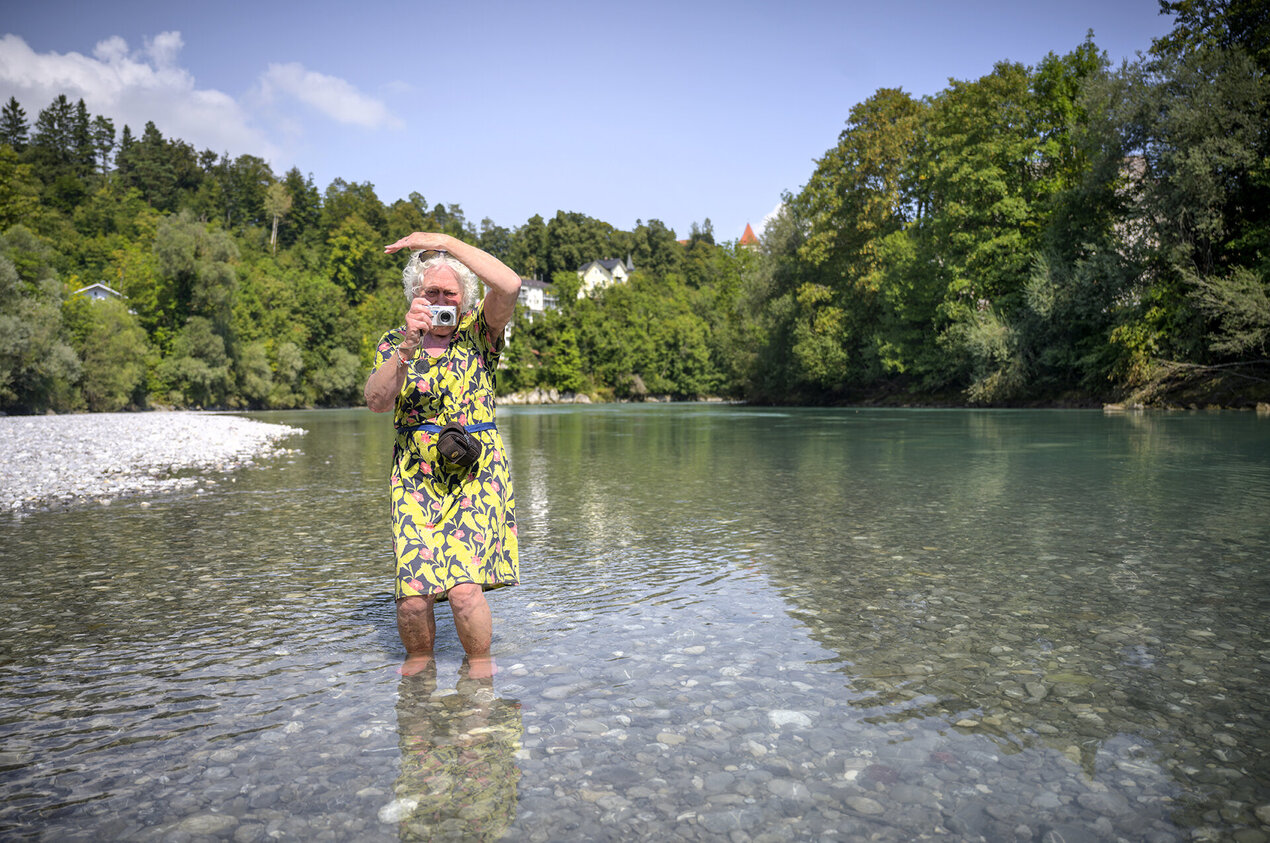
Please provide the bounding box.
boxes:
[430,305,457,327]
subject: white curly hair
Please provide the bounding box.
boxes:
[401,250,481,313]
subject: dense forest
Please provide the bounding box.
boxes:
[1,0,1266,414]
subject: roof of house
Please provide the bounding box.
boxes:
[520,277,553,289]
[579,258,628,273]
[739,223,760,246]
[72,283,124,298]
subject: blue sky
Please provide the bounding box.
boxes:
[2,0,1173,245]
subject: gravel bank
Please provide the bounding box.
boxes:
[1,412,303,514]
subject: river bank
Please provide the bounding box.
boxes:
[0,412,304,515]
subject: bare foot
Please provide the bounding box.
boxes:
[398,652,435,677]
[463,655,497,681]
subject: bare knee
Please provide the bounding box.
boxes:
[397,595,434,619]
[447,584,484,614]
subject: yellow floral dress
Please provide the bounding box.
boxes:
[373,302,518,602]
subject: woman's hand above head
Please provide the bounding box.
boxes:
[385,232,453,255]
[385,231,521,338]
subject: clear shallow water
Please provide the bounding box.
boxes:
[1,405,1268,841]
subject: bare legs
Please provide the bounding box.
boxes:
[397,594,437,676]
[397,584,495,678]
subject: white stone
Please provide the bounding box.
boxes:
[768,710,813,729]
[378,798,419,823]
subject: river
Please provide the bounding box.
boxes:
[1,405,1268,841]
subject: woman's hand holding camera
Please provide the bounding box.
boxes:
[399,298,437,359]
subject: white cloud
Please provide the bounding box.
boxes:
[0,32,275,160]
[259,62,401,129]
[0,32,400,171]
[759,201,785,235]
[144,31,184,69]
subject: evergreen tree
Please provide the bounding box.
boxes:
[119,122,200,211]
[27,94,76,173]
[222,154,274,229]
[114,124,135,180]
[281,167,322,247]
[0,97,29,152]
[90,115,115,174]
[72,98,94,177]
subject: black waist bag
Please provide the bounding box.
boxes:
[438,422,483,468]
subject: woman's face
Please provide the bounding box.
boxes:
[419,266,462,336]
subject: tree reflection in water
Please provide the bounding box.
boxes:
[393,659,523,841]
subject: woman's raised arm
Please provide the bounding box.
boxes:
[385,233,521,335]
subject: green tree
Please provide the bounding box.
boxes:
[89,115,115,174]
[271,341,305,407]
[154,210,240,334]
[264,181,293,254]
[222,154,273,229]
[1,97,29,152]
[0,146,42,231]
[25,94,87,213]
[280,168,322,248]
[1154,0,1270,71]
[627,219,682,279]
[0,226,81,412]
[308,347,362,405]
[1190,266,1270,355]
[155,315,232,406]
[322,178,386,237]
[71,98,94,178]
[789,87,927,386]
[63,295,149,411]
[542,320,584,392]
[236,340,274,407]
[117,121,200,212]
[479,217,514,263]
[325,214,385,303]
[1102,42,1268,378]
[509,214,548,278]
[27,95,75,169]
[385,195,428,243]
[545,211,615,278]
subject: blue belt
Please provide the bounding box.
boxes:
[397,422,497,434]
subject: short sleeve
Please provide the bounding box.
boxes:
[473,301,506,362]
[371,327,405,375]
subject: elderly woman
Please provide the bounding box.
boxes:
[366,233,521,675]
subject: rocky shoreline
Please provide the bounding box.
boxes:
[499,388,733,405]
[0,412,304,515]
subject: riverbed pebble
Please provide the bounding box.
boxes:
[1,411,303,513]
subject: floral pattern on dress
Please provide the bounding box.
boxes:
[373,302,518,602]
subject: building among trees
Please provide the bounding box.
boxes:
[517,277,557,316]
[576,257,633,297]
[72,283,124,301]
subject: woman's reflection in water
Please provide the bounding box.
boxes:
[394,657,523,841]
